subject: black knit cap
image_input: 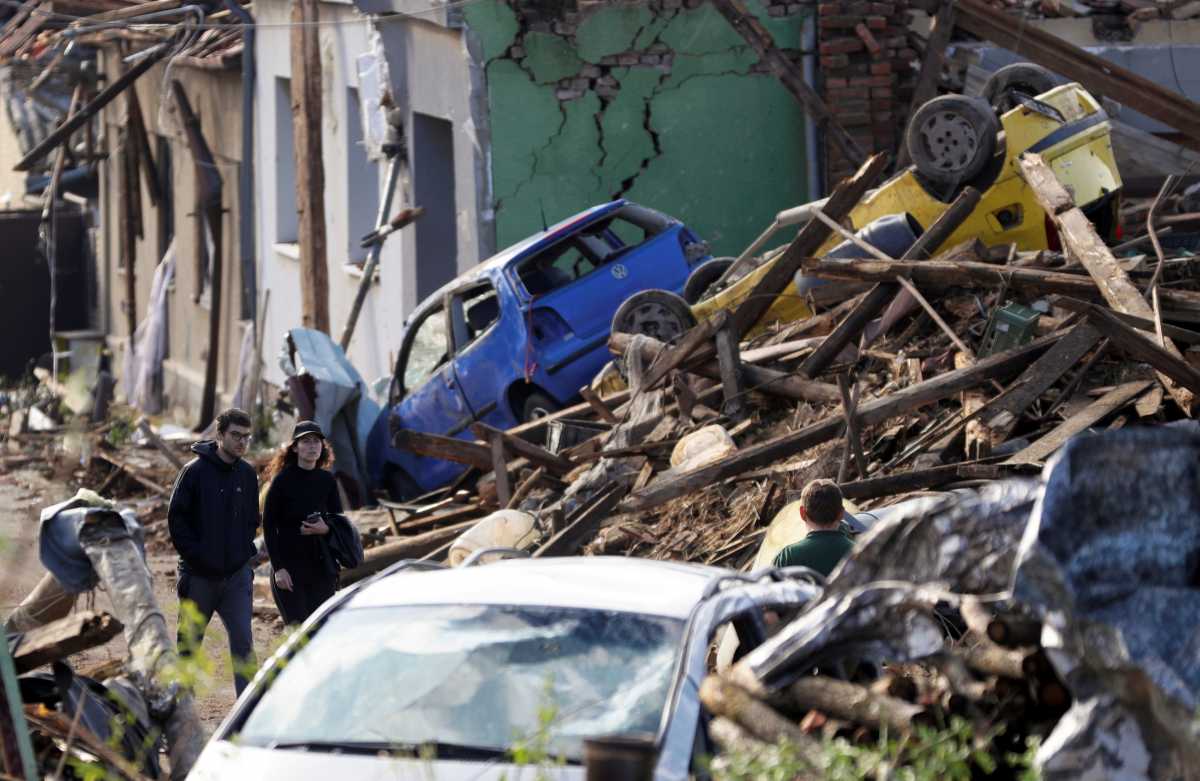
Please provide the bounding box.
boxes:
[291,420,324,441]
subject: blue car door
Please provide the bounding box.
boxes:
[389,301,476,491]
[446,277,525,430]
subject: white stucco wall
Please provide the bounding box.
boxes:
[254,0,490,390]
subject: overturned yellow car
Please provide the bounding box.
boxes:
[613,64,1123,340]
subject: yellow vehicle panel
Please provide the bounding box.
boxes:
[695,83,1122,336]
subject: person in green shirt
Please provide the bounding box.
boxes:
[772,478,854,578]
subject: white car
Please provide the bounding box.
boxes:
[189,555,822,780]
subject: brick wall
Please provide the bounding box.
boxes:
[818,0,918,183]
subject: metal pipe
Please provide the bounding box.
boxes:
[802,12,822,199]
[339,152,403,351]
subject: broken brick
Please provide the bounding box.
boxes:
[850,74,897,87]
[827,86,871,100]
[820,38,865,55]
[819,15,860,27]
[866,15,887,28]
[870,61,892,76]
[854,23,883,56]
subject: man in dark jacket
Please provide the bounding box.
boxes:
[168,408,259,695]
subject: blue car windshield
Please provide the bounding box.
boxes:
[234,604,684,761]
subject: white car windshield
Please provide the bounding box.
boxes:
[234,604,685,761]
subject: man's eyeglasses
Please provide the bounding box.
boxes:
[225,431,252,443]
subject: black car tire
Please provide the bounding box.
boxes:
[906,95,1000,188]
[611,289,698,344]
[521,391,560,423]
[683,258,735,304]
[982,63,1058,113]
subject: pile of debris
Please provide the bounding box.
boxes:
[701,427,1200,776]
[373,150,1197,572]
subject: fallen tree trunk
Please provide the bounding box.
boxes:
[771,676,929,735]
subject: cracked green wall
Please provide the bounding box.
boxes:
[464,0,811,256]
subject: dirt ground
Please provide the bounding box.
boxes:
[0,465,282,735]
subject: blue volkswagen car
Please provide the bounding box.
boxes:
[366,200,710,499]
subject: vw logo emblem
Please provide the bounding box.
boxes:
[611,264,628,280]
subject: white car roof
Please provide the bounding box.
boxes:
[343,556,731,619]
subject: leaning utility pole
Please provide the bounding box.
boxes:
[291,0,329,333]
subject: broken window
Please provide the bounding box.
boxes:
[514,204,671,297]
[448,282,500,355]
[233,604,684,762]
[397,302,449,396]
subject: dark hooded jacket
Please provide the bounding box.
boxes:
[167,441,260,577]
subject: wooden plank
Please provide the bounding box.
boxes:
[799,187,983,378]
[136,417,184,470]
[1053,297,1200,345]
[392,429,493,471]
[470,422,576,476]
[621,333,1061,513]
[837,374,867,479]
[15,43,168,171]
[1004,380,1153,464]
[637,313,724,393]
[507,466,545,509]
[714,320,746,419]
[505,390,631,439]
[837,463,1033,502]
[800,256,1200,311]
[11,612,123,674]
[709,0,865,166]
[934,0,1200,151]
[732,153,890,338]
[1084,305,1200,395]
[609,332,842,405]
[291,0,330,332]
[488,432,511,507]
[126,86,161,207]
[977,323,1101,443]
[578,387,618,424]
[1019,153,1194,413]
[897,0,955,169]
[533,485,623,558]
[93,454,168,496]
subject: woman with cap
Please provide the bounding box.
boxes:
[261,420,343,625]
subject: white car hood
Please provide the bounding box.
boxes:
[189,740,585,780]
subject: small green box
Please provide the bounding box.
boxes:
[979,303,1041,358]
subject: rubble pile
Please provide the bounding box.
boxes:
[702,429,1200,777]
